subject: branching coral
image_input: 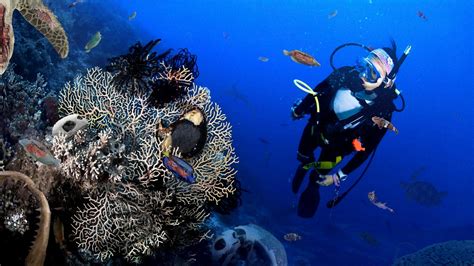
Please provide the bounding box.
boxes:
[72,184,171,262]
[55,67,239,262]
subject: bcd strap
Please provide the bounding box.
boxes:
[303,156,342,170]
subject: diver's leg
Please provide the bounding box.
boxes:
[292,123,319,194]
[297,148,342,218]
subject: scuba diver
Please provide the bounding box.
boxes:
[290,41,410,218]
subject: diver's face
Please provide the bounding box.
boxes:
[360,56,388,91]
[370,58,387,79]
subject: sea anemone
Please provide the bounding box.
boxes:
[106,39,171,96]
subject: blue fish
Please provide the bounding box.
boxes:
[163,154,195,183]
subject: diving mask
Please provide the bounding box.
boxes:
[356,56,381,83]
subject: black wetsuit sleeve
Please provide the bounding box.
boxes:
[341,126,387,175]
[293,78,331,116]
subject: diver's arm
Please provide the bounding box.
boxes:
[341,128,387,176]
[293,79,331,116]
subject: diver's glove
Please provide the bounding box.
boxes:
[317,170,347,187]
[291,99,304,120]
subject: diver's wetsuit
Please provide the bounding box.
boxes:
[292,66,396,217]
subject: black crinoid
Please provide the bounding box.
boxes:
[106,39,171,96]
[148,48,200,107]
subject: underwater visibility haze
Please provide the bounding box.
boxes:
[0,0,472,265]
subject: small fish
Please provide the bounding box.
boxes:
[258,137,270,144]
[328,10,338,19]
[222,31,230,40]
[258,56,269,62]
[163,153,195,183]
[85,31,102,53]
[284,233,302,242]
[417,11,427,20]
[352,138,365,152]
[128,11,137,21]
[372,116,398,134]
[283,49,320,66]
[19,139,60,166]
[368,191,395,213]
[68,0,83,8]
[359,232,379,246]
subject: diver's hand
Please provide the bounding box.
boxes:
[317,170,347,187]
[291,108,303,120]
[291,99,304,120]
[317,174,338,186]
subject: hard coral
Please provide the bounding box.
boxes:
[56,67,239,263]
[393,240,474,266]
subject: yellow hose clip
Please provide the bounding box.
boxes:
[293,79,320,114]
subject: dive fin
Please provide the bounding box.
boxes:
[17,0,69,58]
[292,164,308,194]
[297,173,320,218]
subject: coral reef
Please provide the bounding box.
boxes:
[53,67,239,262]
[107,39,171,96]
[0,171,51,266]
[0,65,54,146]
[11,0,139,89]
[0,138,13,170]
[393,240,474,266]
[106,40,199,107]
[149,48,199,107]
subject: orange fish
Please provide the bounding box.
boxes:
[283,49,320,66]
[352,138,365,152]
[372,116,398,134]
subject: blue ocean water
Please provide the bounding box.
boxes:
[1,0,472,265]
[110,0,473,265]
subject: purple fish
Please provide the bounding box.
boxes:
[163,155,195,183]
